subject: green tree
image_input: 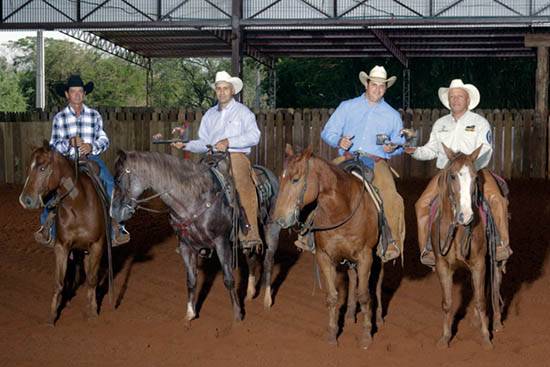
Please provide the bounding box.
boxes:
[0,57,26,112]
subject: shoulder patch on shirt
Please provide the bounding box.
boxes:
[486,130,492,144]
[465,125,476,132]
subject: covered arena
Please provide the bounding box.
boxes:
[1,1,550,366]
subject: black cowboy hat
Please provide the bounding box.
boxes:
[55,74,94,97]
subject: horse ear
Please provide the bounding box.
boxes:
[285,144,294,157]
[468,145,483,162]
[42,140,50,150]
[441,143,456,160]
[303,145,313,159]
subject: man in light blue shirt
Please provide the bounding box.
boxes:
[168,71,263,251]
[321,66,405,262]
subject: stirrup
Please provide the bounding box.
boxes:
[34,225,54,247]
[381,241,400,263]
[242,239,262,253]
[420,247,435,267]
[112,223,130,247]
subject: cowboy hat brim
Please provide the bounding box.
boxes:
[359,71,397,88]
[438,84,480,110]
[55,81,94,97]
[211,77,243,94]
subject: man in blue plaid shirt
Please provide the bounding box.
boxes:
[35,75,130,246]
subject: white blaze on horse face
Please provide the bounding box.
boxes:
[458,165,474,224]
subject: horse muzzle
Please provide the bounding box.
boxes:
[19,193,42,209]
[274,207,299,229]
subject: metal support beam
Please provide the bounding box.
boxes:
[370,28,408,67]
[232,0,244,101]
[268,59,276,109]
[60,29,150,69]
[146,60,153,107]
[36,30,45,110]
[402,68,410,110]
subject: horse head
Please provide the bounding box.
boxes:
[272,144,318,228]
[441,143,483,226]
[19,140,58,209]
[110,150,146,222]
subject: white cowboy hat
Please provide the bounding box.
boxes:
[359,65,397,88]
[438,79,480,110]
[211,70,243,94]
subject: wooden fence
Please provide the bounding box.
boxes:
[0,107,546,185]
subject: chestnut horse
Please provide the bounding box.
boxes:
[19,142,113,325]
[272,146,383,349]
[430,145,504,350]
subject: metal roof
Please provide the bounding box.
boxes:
[2,0,550,64]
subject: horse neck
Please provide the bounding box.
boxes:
[50,152,81,193]
[312,157,360,213]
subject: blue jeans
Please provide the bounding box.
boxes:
[40,155,117,238]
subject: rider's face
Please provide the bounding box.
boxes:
[365,80,387,103]
[65,87,85,106]
[448,88,469,116]
[215,82,235,106]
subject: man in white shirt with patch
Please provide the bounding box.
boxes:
[406,79,512,266]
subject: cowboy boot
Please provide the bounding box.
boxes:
[112,219,130,247]
[34,212,55,247]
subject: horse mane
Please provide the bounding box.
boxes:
[116,151,214,198]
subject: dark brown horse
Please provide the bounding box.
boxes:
[19,142,112,325]
[430,144,504,350]
[272,146,383,349]
[109,150,280,323]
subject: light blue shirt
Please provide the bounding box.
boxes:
[184,99,260,154]
[321,94,405,160]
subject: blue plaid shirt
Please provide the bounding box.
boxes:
[50,104,109,158]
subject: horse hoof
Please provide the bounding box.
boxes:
[376,316,385,326]
[493,321,504,333]
[482,338,494,351]
[327,336,338,346]
[345,312,356,323]
[359,336,372,350]
[436,337,450,349]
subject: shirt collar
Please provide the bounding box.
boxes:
[362,93,384,107]
[66,103,89,116]
[217,98,236,112]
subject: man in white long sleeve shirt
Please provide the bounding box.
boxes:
[169,71,263,250]
[406,79,512,266]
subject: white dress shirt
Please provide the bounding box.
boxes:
[412,110,493,170]
[184,99,260,154]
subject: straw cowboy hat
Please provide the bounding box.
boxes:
[438,79,480,110]
[211,71,243,94]
[55,74,94,97]
[359,65,397,88]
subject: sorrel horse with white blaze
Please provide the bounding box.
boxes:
[109,150,280,324]
[18,141,113,325]
[430,144,504,350]
[272,145,384,349]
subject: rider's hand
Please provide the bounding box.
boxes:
[172,126,186,136]
[338,136,354,151]
[171,142,185,150]
[214,138,229,152]
[404,146,417,155]
[383,143,397,153]
[152,133,163,140]
[79,143,92,156]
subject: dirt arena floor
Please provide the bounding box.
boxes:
[1,179,549,367]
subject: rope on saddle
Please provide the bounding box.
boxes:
[481,198,504,318]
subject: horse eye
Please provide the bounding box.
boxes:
[39,166,46,172]
[291,177,300,184]
[449,174,456,180]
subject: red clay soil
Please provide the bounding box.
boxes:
[1,179,549,367]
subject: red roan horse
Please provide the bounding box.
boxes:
[19,141,112,325]
[431,145,504,350]
[272,145,383,349]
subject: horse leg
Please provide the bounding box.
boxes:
[345,267,357,322]
[376,263,385,326]
[83,241,103,319]
[262,223,280,310]
[471,261,493,350]
[357,254,374,350]
[214,238,242,322]
[435,259,454,349]
[48,243,69,325]
[244,252,259,302]
[178,243,198,322]
[316,251,339,346]
[493,264,504,332]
